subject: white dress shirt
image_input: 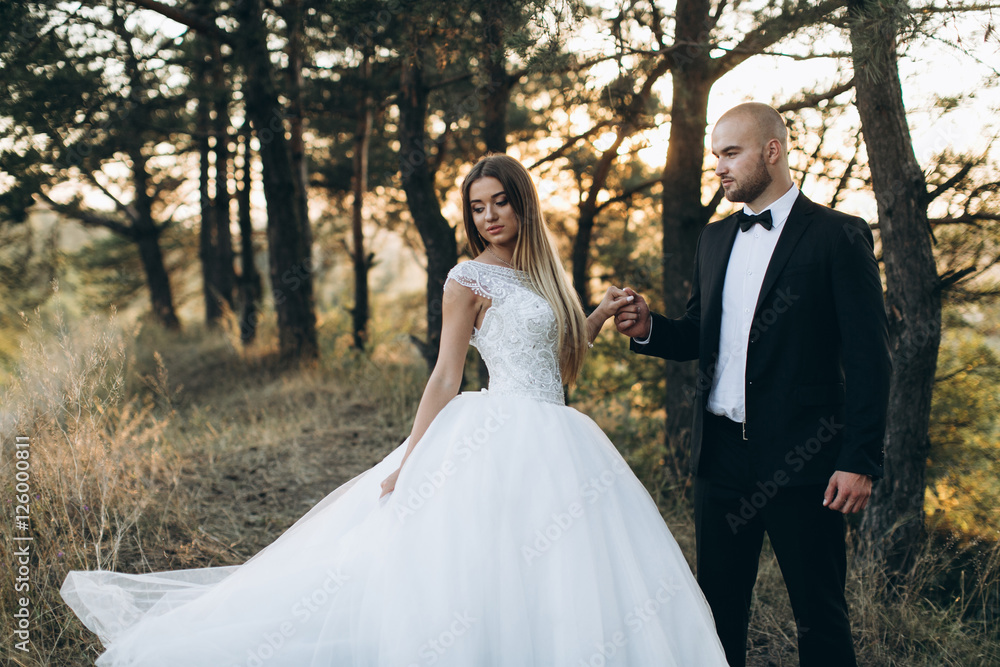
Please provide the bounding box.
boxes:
[635,185,800,423]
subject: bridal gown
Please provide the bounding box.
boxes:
[61,260,728,666]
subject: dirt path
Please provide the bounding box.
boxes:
[134,343,412,571]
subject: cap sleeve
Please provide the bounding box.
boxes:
[444,262,490,298]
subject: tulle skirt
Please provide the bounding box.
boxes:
[61,389,728,666]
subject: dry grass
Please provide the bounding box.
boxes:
[846,529,1000,666]
[1,306,997,666]
[739,533,1000,666]
[0,307,422,666]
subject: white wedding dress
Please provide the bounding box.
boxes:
[61,260,728,666]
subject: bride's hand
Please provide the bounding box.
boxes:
[594,286,633,322]
[380,467,401,499]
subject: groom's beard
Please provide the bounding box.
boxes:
[725,154,772,204]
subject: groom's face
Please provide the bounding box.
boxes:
[711,118,772,205]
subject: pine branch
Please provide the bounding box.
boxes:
[83,172,136,222]
[758,50,852,61]
[705,183,727,218]
[427,72,475,91]
[924,161,976,205]
[128,0,235,46]
[709,0,844,80]
[830,139,861,208]
[913,3,1000,13]
[710,0,729,30]
[36,192,136,239]
[648,1,669,52]
[931,212,1000,225]
[938,265,978,290]
[527,120,615,169]
[593,177,661,213]
[776,79,855,113]
[510,53,621,81]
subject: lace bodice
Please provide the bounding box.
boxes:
[445,261,564,405]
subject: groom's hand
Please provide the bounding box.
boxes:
[614,288,651,340]
[823,471,872,514]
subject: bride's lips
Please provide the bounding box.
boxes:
[486,225,504,235]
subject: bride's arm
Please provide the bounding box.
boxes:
[586,286,633,345]
[395,281,480,472]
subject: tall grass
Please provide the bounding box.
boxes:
[2,305,997,666]
[742,530,1000,666]
[848,528,1000,666]
[1,308,178,666]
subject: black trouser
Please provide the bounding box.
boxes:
[694,410,856,667]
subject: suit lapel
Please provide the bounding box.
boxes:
[752,192,814,318]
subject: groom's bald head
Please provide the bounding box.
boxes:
[716,103,788,155]
[717,103,788,154]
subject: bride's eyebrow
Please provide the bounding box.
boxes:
[470,191,507,203]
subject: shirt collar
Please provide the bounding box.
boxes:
[743,184,799,231]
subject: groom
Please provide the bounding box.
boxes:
[615,103,891,666]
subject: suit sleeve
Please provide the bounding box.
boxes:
[831,217,892,479]
[629,229,704,362]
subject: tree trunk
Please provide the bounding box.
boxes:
[236,124,262,344]
[130,140,179,330]
[114,3,180,331]
[135,227,180,330]
[571,206,596,309]
[194,0,226,326]
[850,0,940,570]
[481,2,510,157]
[236,0,317,362]
[351,48,374,351]
[212,40,235,310]
[398,53,458,370]
[574,130,629,308]
[659,0,715,479]
[198,72,223,325]
[284,0,312,266]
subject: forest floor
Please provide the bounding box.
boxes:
[1,316,997,666]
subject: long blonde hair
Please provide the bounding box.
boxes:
[461,154,589,386]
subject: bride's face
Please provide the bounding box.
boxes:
[468,176,520,250]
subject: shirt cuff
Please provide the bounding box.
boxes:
[632,319,653,345]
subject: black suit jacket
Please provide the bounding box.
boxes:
[632,193,891,486]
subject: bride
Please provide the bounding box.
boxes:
[61,154,728,666]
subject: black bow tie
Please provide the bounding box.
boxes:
[737,209,773,232]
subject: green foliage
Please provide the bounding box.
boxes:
[70,233,148,310]
[927,304,1000,539]
[0,3,121,219]
[0,212,61,372]
[62,221,195,315]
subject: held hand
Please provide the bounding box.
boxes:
[614,288,651,340]
[380,467,401,500]
[593,286,634,322]
[823,471,872,514]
